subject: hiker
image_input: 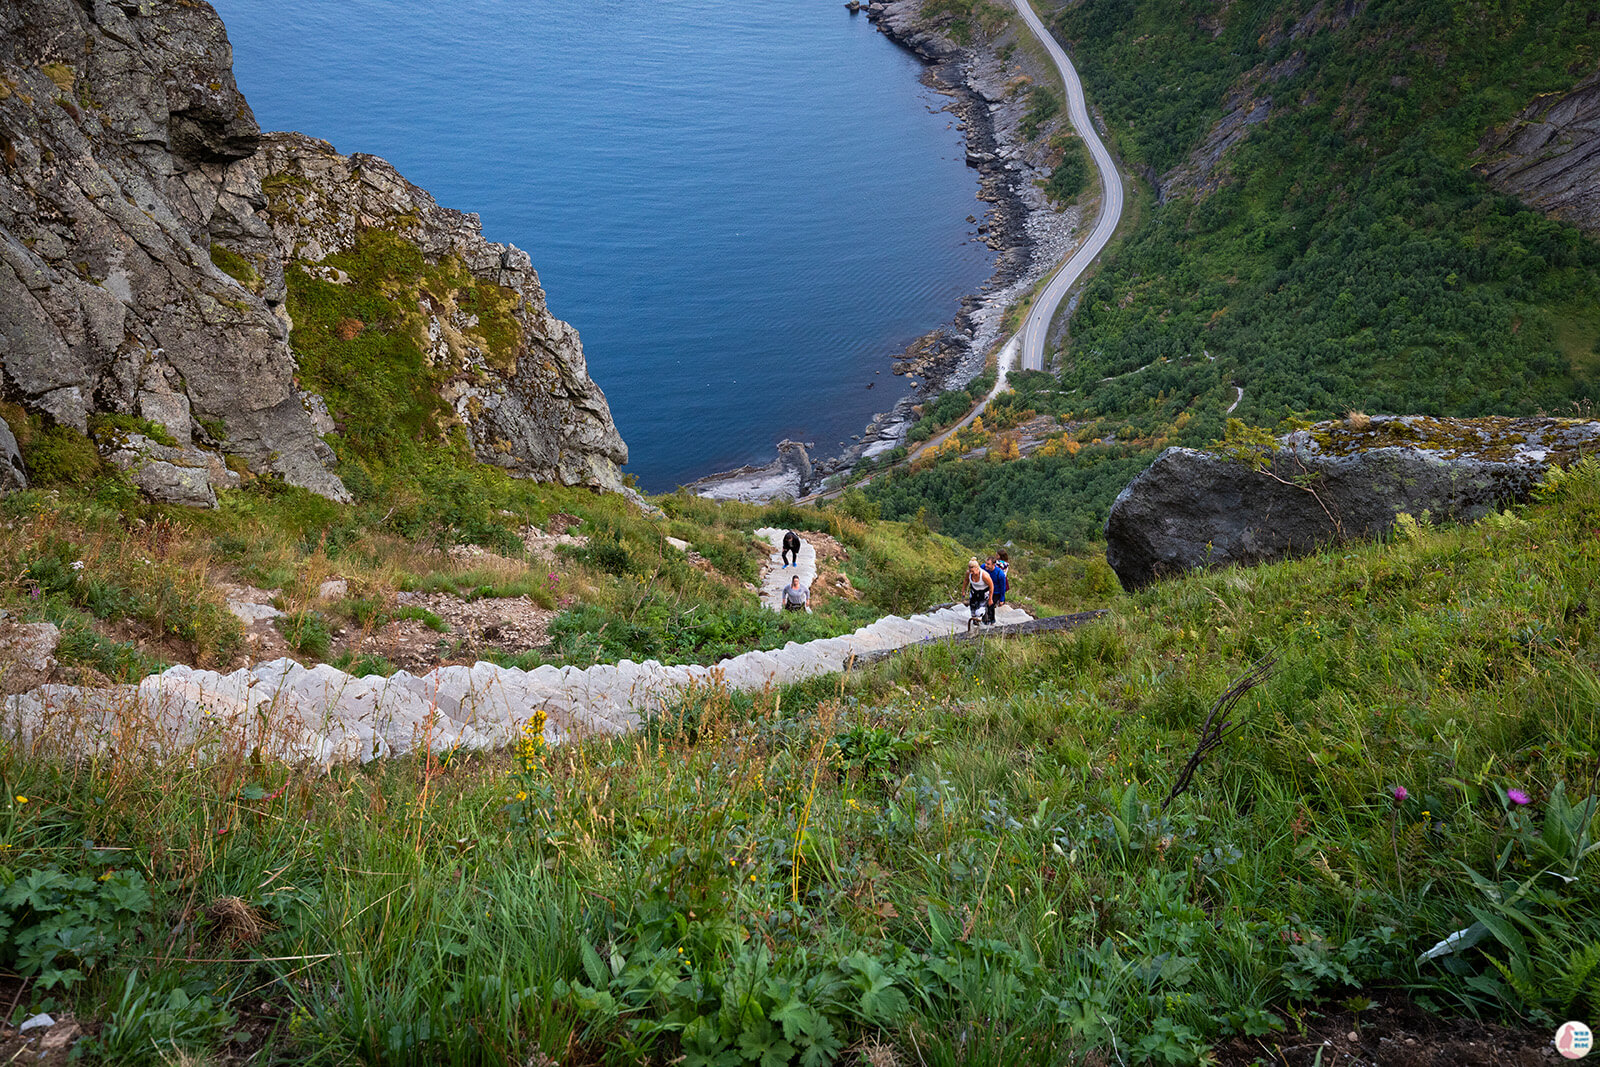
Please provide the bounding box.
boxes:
[781,530,802,568]
[961,558,994,627]
[984,554,1008,624]
[782,574,810,612]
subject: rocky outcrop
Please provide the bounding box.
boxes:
[242,134,628,491]
[0,616,58,695]
[0,415,23,490]
[1476,69,1600,239]
[0,0,347,502]
[0,0,627,504]
[1105,415,1600,590]
[688,440,816,502]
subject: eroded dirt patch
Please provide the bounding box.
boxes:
[1215,997,1563,1066]
[341,592,557,671]
[806,532,860,603]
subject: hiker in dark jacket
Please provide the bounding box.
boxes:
[781,530,802,568]
[983,555,1009,624]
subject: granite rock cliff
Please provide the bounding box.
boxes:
[1105,415,1600,590]
[0,0,626,503]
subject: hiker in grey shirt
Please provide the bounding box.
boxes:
[782,575,810,612]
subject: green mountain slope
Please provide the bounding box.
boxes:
[866,0,1600,547]
[6,448,1600,1065]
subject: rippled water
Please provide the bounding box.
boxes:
[211,0,994,490]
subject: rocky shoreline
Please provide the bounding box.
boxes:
[688,0,1085,502]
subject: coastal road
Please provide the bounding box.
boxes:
[1010,0,1123,372]
[804,0,1124,498]
[901,0,1121,463]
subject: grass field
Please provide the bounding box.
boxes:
[3,458,1597,1064]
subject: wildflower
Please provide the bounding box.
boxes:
[1392,786,1407,802]
[1507,788,1530,806]
[12,796,26,804]
[70,560,84,571]
[515,791,528,801]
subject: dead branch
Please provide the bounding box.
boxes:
[1162,653,1277,810]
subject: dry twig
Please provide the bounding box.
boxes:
[1162,653,1277,810]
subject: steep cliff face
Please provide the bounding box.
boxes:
[0,0,626,503]
[1476,70,1600,239]
[241,134,627,491]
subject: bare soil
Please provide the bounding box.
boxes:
[1215,996,1565,1066]
[805,532,862,603]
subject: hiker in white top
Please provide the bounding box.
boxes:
[782,574,810,612]
[961,557,994,626]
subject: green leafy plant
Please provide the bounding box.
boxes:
[0,867,153,990]
[78,969,239,1065]
[275,609,332,657]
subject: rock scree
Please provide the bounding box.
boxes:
[1105,415,1600,590]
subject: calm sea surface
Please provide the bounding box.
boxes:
[210,0,994,490]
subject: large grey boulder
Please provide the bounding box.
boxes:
[0,619,58,695]
[1105,415,1600,590]
[106,432,240,508]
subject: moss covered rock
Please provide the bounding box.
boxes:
[1105,414,1600,589]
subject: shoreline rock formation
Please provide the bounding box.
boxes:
[1105,415,1600,590]
[0,0,627,505]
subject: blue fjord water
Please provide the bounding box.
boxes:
[211,0,994,491]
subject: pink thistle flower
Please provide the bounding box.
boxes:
[1506,788,1530,806]
[1393,786,1407,802]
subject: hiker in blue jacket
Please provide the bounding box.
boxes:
[983,554,1008,624]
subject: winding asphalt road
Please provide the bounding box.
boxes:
[804,0,1125,496]
[1010,0,1123,373]
[899,0,1123,464]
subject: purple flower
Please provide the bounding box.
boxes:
[1507,788,1530,806]
[1393,786,1408,802]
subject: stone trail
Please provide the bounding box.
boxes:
[3,602,1031,766]
[756,527,818,611]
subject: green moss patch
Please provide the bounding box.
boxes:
[208,242,262,293]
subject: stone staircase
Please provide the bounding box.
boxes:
[755,527,817,610]
[4,599,1031,765]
